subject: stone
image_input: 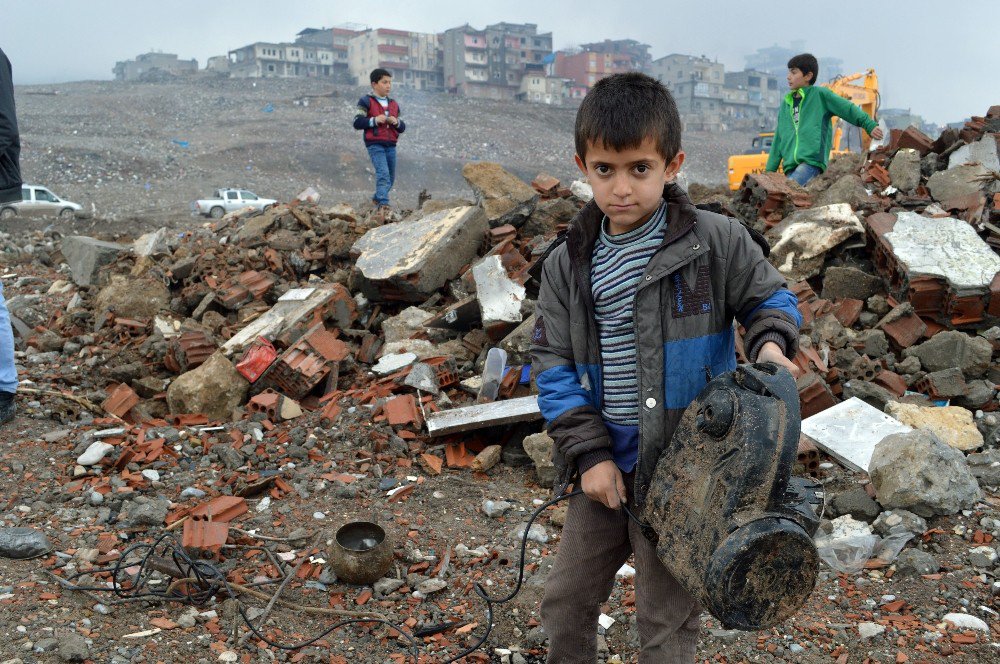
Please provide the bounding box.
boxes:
[841,380,896,412]
[921,367,966,398]
[522,197,578,236]
[132,376,170,399]
[482,499,513,518]
[953,379,995,410]
[94,275,170,320]
[513,522,550,544]
[166,352,249,421]
[133,227,170,257]
[967,449,1000,487]
[403,362,440,395]
[858,622,885,640]
[570,179,593,201]
[77,441,114,466]
[473,254,526,326]
[381,307,434,343]
[372,352,417,376]
[415,578,447,595]
[498,314,536,365]
[859,329,889,358]
[872,510,927,537]
[830,487,882,522]
[821,266,883,301]
[141,469,160,482]
[120,499,169,527]
[869,429,982,517]
[885,402,983,451]
[462,162,539,228]
[816,174,870,208]
[948,136,1000,172]
[927,163,991,202]
[60,235,127,286]
[765,204,865,281]
[352,206,487,302]
[942,613,990,633]
[233,212,276,244]
[0,527,52,559]
[57,633,89,662]
[522,431,556,486]
[894,548,938,576]
[215,445,244,470]
[906,330,992,378]
[968,546,998,569]
[888,148,922,193]
[373,577,404,596]
[895,355,921,375]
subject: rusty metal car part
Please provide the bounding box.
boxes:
[641,362,823,631]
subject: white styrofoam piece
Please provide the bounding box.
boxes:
[801,397,911,473]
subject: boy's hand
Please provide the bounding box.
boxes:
[757,341,801,378]
[387,116,399,127]
[374,114,388,125]
[581,460,627,510]
[871,127,884,140]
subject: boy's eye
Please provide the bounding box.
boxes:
[595,165,611,175]
[634,164,650,174]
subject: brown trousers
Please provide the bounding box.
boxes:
[541,485,701,663]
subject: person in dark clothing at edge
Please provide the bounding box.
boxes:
[530,72,802,662]
[0,47,21,425]
[766,53,883,187]
[353,68,406,216]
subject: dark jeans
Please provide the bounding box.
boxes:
[541,477,701,663]
[366,143,396,206]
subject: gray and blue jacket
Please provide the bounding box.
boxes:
[531,183,801,510]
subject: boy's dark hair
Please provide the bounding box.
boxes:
[370,68,391,84]
[787,53,818,85]
[575,72,681,164]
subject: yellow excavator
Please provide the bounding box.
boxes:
[726,69,880,190]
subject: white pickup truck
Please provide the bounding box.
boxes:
[191,188,277,219]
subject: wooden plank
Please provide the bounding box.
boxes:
[425,396,541,437]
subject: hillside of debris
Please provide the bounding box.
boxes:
[14,78,752,228]
[0,106,999,663]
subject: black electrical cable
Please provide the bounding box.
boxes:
[47,488,648,662]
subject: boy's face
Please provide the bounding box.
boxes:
[372,75,392,97]
[575,137,684,235]
[787,68,812,90]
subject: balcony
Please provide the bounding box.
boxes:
[378,44,409,56]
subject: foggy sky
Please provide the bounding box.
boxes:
[1,0,996,125]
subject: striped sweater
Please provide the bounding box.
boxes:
[590,202,668,469]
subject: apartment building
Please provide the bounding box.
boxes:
[113,52,197,81]
[228,42,336,78]
[649,54,726,130]
[347,28,443,90]
[723,69,781,127]
[443,22,552,99]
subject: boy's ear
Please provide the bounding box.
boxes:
[574,154,587,175]
[665,151,685,182]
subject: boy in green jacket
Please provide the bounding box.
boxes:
[766,53,883,186]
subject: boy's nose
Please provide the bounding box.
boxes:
[613,175,632,198]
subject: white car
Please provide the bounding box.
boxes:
[0,184,85,220]
[192,188,277,219]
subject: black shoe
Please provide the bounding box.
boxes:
[0,391,15,425]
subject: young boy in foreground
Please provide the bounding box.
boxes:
[530,72,802,662]
[766,52,883,186]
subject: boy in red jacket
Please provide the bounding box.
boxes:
[353,68,406,213]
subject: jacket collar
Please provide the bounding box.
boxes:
[566,182,698,265]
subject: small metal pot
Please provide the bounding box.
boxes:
[329,521,393,585]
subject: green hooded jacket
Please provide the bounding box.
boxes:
[765,85,877,174]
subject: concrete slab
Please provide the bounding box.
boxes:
[884,212,1000,295]
[352,206,487,302]
[801,397,911,473]
[426,395,541,437]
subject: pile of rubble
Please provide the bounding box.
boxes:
[1,105,1000,661]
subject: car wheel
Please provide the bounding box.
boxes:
[209,206,225,219]
[0,207,15,220]
[59,208,75,220]
[263,204,272,212]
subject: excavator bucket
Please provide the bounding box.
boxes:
[641,363,823,630]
